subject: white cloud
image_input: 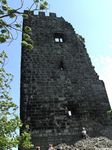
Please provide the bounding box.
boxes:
[92,56,112,107]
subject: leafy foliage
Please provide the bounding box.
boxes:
[0,0,48,149]
[0,0,48,49]
[107,109,112,119]
[0,51,33,149]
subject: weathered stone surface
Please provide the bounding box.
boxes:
[20,12,111,150]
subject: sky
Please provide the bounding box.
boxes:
[1,0,112,115]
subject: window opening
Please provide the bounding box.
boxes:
[68,110,72,116]
[59,61,64,70]
[67,102,80,117]
[55,38,60,42]
[60,38,63,43]
[54,33,64,43]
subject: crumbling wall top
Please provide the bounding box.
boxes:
[49,12,56,17]
[24,10,57,18]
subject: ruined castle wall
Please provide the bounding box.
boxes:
[20,12,111,150]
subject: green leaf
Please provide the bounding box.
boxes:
[22,14,29,19]
[24,26,32,33]
[0,35,6,43]
[21,40,28,47]
[27,44,33,50]
[40,1,48,9]
[2,0,7,4]
[23,33,30,40]
[34,0,39,3]
[2,4,8,11]
[0,9,4,14]
[9,13,16,18]
[43,1,48,6]
[21,41,33,50]
[1,29,7,33]
[15,23,21,28]
[5,7,16,18]
[40,4,45,10]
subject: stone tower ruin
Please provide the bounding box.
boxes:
[20,11,111,149]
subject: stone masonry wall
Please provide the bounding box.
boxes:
[20,11,111,150]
